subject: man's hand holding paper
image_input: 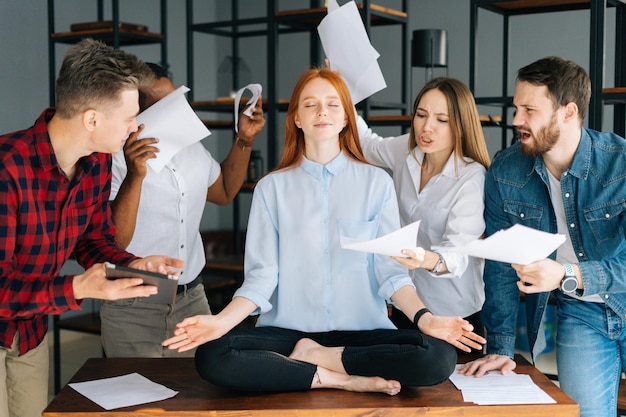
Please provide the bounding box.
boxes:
[435,224,565,265]
[512,258,582,295]
[135,86,211,173]
[434,224,570,294]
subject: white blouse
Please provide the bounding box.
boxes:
[357,117,486,317]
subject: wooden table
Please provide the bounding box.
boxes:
[43,355,578,416]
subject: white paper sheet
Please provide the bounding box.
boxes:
[317,0,386,104]
[434,224,565,265]
[136,86,211,173]
[449,365,555,405]
[68,372,178,410]
[234,83,262,133]
[340,220,420,257]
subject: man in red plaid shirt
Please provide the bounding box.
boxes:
[0,39,184,417]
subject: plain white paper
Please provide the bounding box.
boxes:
[341,220,420,257]
[317,0,386,104]
[136,86,211,173]
[449,365,555,405]
[69,372,178,410]
[435,224,565,265]
[234,83,262,133]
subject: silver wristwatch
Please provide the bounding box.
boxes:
[560,263,578,294]
[430,252,444,274]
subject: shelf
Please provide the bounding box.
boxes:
[202,120,235,129]
[605,87,626,136]
[47,0,167,105]
[476,0,626,15]
[189,17,269,37]
[474,96,514,107]
[205,254,244,273]
[366,114,504,128]
[275,3,407,30]
[194,97,289,131]
[50,29,164,45]
[240,182,256,191]
[603,87,626,103]
[192,98,289,113]
[359,100,409,112]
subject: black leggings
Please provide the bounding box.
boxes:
[194,326,456,392]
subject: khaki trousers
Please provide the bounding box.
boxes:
[0,332,49,417]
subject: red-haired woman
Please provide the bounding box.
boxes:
[163,69,485,395]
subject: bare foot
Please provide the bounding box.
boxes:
[289,338,345,373]
[291,338,402,396]
[343,374,402,396]
[289,338,322,362]
[313,368,402,396]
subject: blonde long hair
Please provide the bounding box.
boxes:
[409,77,490,169]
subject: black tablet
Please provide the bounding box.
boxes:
[105,263,179,305]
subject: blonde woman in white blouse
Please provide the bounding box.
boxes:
[358,77,491,339]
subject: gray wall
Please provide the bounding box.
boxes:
[0,0,620,235]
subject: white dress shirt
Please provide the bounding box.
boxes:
[237,152,415,332]
[357,117,486,317]
[111,142,220,284]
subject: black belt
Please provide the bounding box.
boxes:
[177,275,203,294]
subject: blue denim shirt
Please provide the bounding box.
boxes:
[482,128,626,359]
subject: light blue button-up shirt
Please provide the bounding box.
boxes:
[236,152,415,332]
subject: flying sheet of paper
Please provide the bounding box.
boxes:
[69,372,178,410]
[341,220,420,257]
[317,0,386,104]
[234,83,262,133]
[449,365,555,405]
[434,224,565,265]
[136,86,211,173]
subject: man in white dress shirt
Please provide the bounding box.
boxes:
[101,63,265,357]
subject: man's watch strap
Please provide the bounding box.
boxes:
[560,262,578,294]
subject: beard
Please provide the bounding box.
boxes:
[519,113,560,157]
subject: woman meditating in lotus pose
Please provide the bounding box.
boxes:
[163,68,485,395]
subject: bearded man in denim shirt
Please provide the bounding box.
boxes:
[459,56,626,417]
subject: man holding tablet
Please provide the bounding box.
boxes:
[0,40,184,417]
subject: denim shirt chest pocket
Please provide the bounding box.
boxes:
[503,201,544,229]
[584,201,625,244]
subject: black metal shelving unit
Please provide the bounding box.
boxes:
[47,0,167,106]
[469,0,626,149]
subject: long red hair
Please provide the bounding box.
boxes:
[275,68,367,170]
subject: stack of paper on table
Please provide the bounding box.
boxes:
[449,365,556,405]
